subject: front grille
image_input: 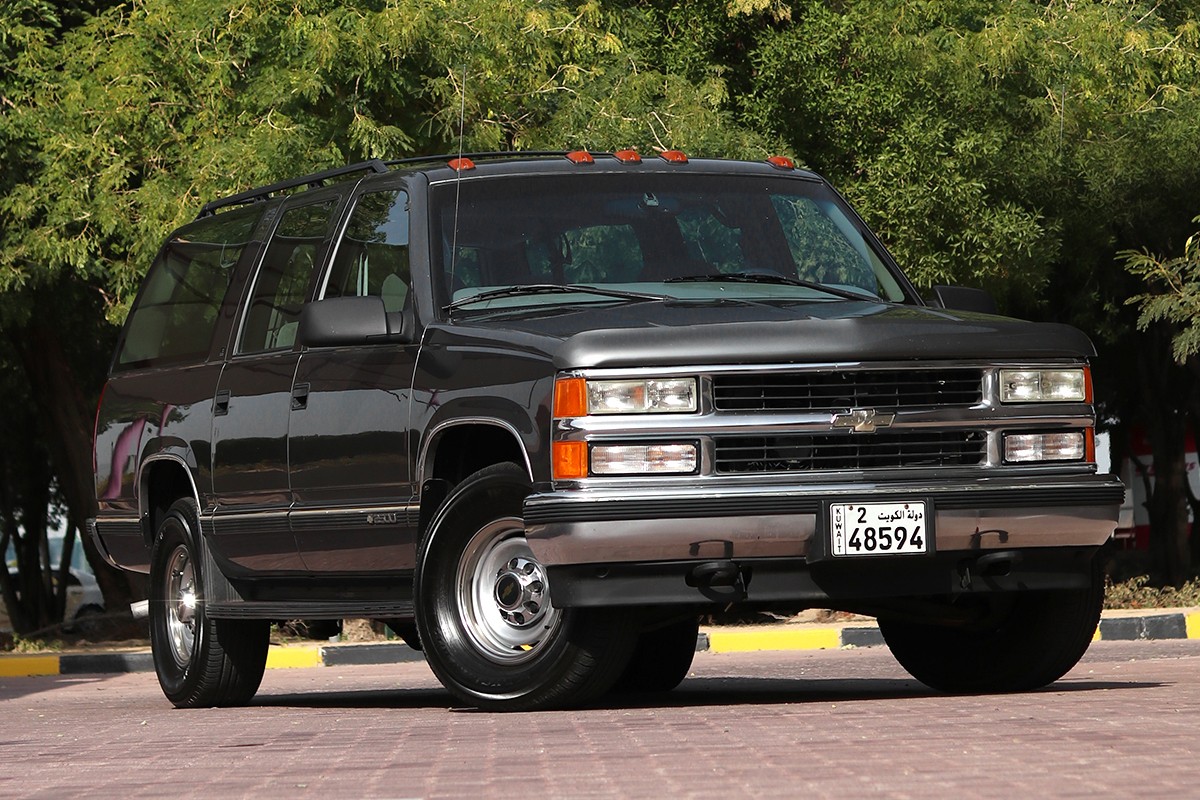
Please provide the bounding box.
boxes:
[714,431,987,474]
[712,369,984,412]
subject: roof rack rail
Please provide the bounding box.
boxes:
[197,159,390,219]
[383,151,580,168]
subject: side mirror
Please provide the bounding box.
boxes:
[298,296,410,347]
[931,285,998,315]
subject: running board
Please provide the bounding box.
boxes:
[207,600,414,620]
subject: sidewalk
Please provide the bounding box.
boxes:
[3,607,1199,679]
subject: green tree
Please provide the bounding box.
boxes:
[619,0,1200,583]
[0,0,764,616]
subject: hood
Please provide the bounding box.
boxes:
[436,298,1096,369]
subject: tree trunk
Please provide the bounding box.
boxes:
[1138,325,1193,586]
[8,321,138,611]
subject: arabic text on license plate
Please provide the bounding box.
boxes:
[830,502,927,557]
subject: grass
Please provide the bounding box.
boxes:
[8,634,64,654]
[1104,575,1200,610]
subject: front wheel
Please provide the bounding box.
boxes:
[415,463,637,711]
[613,617,700,694]
[149,498,269,708]
[879,566,1103,693]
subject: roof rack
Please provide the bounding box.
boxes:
[196,159,390,219]
[383,150,577,168]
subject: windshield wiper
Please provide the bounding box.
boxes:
[665,271,879,303]
[444,283,666,314]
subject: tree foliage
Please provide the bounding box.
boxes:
[1125,220,1200,362]
[5,0,1200,606]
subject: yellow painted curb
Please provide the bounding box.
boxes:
[706,627,841,653]
[0,655,60,677]
[266,647,323,670]
[1186,613,1200,640]
[1092,625,1101,642]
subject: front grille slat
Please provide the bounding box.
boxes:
[712,369,983,412]
[714,431,986,474]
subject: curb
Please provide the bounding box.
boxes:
[3,610,1199,678]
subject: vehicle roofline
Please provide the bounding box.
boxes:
[193,152,822,218]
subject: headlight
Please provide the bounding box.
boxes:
[1003,431,1087,463]
[998,369,1088,403]
[591,443,698,475]
[554,377,698,415]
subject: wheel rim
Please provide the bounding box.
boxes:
[164,543,198,668]
[455,517,561,665]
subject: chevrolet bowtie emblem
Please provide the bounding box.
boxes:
[831,408,896,433]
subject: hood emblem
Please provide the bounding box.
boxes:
[832,408,896,434]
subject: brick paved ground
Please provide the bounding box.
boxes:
[3,640,1200,799]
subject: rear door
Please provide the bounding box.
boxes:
[288,186,420,572]
[209,190,347,573]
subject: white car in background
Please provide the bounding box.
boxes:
[2,566,105,633]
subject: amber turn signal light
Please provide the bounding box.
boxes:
[554,377,587,417]
[552,441,588,480]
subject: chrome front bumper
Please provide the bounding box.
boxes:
[523,474,1124,567]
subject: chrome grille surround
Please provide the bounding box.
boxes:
[552,361,1096,484]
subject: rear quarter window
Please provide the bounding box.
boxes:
[116,206,263,369]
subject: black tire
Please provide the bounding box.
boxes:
[613,617,700,694]
[149,498,269,708]
[415,463,637,711]
[879,567,1103,693]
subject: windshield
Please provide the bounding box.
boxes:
[432,173,910,311]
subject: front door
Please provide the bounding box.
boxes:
[210,194,344,573]
[289,188,420,572]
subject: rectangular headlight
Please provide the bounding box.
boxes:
[586,378,698,414]
[999,369,1088,403]
[1003,432,1086,463]
[591,443,698,475]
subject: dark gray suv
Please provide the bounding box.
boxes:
[90,151,1122,710]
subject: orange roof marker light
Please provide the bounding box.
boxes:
[614,149,642,164]
[766,155,796,170]
[659,150,689,164]
[565,150,595,165]
[447,157,476,171]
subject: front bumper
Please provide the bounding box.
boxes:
[523,474,1124,567]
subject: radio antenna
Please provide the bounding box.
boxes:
[448,64,467,299]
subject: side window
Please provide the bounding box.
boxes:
[239,201,336,354]
[324,190,410,312]
[117,205,262,369]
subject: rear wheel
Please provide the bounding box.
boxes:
[149,498,269,708]
[879,567,1103,693]
[415,463,637,711]
[613,617,700,694]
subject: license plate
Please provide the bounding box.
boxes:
[829,501,928,557]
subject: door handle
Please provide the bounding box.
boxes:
[213,389,230,416]
[291,382,310,411]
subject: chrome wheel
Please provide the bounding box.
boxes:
[455,517,561,664]
[150,498,269,708]
[164,544,197,667]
